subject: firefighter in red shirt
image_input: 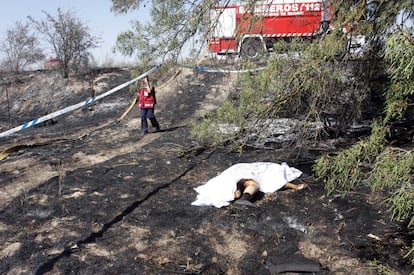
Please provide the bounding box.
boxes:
[138,77,160,135]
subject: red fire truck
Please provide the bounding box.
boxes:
[208,0,333,60]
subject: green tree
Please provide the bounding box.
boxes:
[314,2,414,228]
[111,0,219,63]
[0,21,44,72]
[29,9,100,78]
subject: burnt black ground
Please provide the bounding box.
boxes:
[0,67,412,274]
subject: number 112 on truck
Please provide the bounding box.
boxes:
[208,0,333,60]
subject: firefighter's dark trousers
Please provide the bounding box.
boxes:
[140,108,160,134]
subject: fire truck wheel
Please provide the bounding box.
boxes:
[241,38,265,61]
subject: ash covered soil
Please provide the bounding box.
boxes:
[0,66,412,274]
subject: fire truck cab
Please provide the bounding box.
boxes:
[208,0,333,60]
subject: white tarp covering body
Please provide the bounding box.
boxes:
[191,162,302,208]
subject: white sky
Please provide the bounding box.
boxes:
[0,0,150,66]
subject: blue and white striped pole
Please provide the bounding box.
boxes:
[0,64,161,139]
